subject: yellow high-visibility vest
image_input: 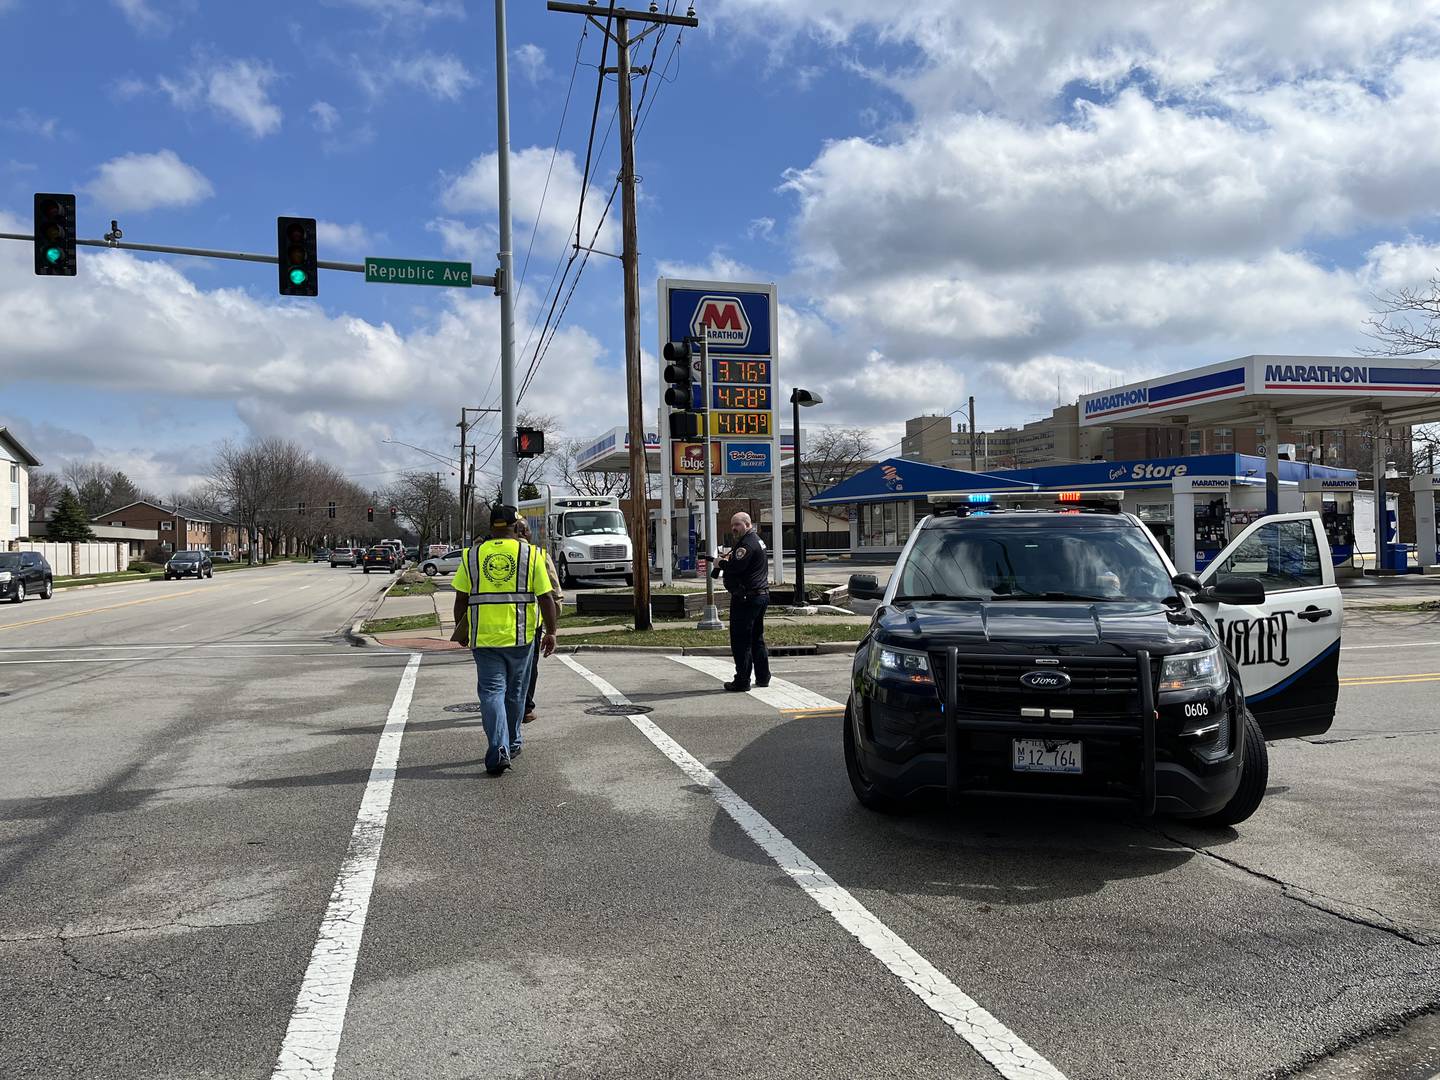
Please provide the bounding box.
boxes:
[452,538,550,648]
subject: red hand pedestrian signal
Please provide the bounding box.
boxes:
[515,427,544,458]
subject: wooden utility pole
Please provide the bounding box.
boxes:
[547,2,699,631]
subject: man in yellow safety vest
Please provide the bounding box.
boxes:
[451,504,559,775]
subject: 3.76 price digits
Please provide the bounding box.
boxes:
[712,358,770,385]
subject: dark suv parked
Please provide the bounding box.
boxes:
[846,500,1342,827]
[0,551,54,603]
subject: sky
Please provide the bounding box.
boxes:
[2,0,1440,495]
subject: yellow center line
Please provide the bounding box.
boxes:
[0,586,213,633]
[1340,672,1440,687]
[781,707,846,717]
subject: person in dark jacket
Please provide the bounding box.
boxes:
[711,511,770,692]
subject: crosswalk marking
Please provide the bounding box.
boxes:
[671,654,845,711]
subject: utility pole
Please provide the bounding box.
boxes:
[457,414,467,542]
[548,2,700,632]
[969,395,977,471]
[495,0,520,507]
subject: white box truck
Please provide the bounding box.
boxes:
[518,489,633,587]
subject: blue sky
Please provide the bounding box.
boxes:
[2,0,1440,494]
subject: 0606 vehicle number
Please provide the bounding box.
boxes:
[1184,702,1210,718]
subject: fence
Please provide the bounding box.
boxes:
[9,541,127,577]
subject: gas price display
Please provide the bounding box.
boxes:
[712,358,771,385]
[711,384,771,410]
[711,410,774,437]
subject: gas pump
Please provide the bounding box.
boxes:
[1299,478,1358,567]
[1135,502,1174,558]
[1411,475,1439,572]
[1170,476,1232,573]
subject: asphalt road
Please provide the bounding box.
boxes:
[2,570,1438,1079]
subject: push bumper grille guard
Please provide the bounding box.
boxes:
[943,647,1157,815]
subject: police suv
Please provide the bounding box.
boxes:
[845,493,1342,826]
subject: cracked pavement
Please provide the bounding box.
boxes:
[3,573,1439,1079]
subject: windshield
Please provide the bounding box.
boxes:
[563,510,626,536]
[0,554,19,569]
[895,525,1175,602]
[173,552,200,561]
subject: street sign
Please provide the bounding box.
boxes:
[710,410,773,437]
[364,257,473,287]
[672,440,721,475]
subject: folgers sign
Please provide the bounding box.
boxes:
[672,441,720,476]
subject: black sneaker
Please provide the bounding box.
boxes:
[486,745,512,775]
[723,680,750,692]
[755,678,771,688]
[510,743,523,759]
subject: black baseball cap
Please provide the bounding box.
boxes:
[489,504,519,526]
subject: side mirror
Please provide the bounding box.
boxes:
[1207,577,1266,606]
[848,572,883,600]
[1171,572,1203,593]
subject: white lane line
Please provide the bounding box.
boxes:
[1342,640,1440,651]
[298,585,313,591]
[558,654,1066,1080]
[271,652,422,1080]
[0,653,395,666]
[251,597,273,605]
[672,654,844,711]
[0,643,361,652]
[166,623,191,633]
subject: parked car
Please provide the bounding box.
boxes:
[313,548,331,562]
[362,546,398,574]
[404,545,420,561]
[210,550,235,564]
[165,550,213,580]
[330,547,359,568]
[0,551,54,603]
[420,549,464,577]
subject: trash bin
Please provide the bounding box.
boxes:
[1381,542,1415,572]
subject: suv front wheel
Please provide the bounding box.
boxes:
[843,696,908,815]
[1192,710,1268,828]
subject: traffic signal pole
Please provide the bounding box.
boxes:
[494,0,520,508]
[548,3,700,632]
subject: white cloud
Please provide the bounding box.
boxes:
[357,53,475,102]
[441,147,619,255]
[309,101,341,133]
[514,44,547,84]
[158,56,282,138]
[426,217,497,262]
[1,109,58,138]
[112,0,170,35]
[0,210,628,486]
[747,217,776,241]
[323,0,464,21]
[316,220,382,256]
[84,150,215,213]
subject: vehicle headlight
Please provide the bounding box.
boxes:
[1159,648,1226,693]
[868,641,933,685]
[565,548,584,559]
[0,571,10,582]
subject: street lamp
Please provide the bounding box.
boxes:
[790,388,823,605]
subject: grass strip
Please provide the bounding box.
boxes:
[362,612,439,634]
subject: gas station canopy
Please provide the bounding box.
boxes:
[1080,354,1440,430]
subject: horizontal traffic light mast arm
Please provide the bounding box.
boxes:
[0,232,499,286]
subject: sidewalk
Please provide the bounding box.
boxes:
[1337,574,1440,609]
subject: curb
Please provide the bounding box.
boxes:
[552,639,864,657]
[346,579,397,647]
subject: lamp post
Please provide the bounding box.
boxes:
[790,388,823,605]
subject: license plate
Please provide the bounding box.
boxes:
[1012,739,1082,774]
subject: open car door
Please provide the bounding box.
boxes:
[1195,511,1342,740]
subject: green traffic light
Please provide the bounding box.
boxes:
[44,247,62,265]
[289,268,308,286]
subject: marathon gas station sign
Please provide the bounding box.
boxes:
[1081,355,1440,426]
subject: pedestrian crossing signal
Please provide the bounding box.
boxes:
[328,501,336,519]
[515,427,544,458]
[390,507,398,520]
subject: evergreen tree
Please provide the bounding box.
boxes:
[49,489,95,542]
[105,471,140,510]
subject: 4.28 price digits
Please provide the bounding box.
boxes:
[711,384,771,410]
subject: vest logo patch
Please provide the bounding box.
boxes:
[482,551,516,586]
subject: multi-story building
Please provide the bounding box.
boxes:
[0,428,40,545]
[97,500,241,561]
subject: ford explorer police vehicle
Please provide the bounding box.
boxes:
[845,494,1341,827]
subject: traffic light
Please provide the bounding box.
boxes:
[515,427,544,458]
[327,501,336,519]
[297,501,306,516]
[367,506,374,522]
[390,507,398,521]
[276,216,318,296]
[663,339,705,440]
[34,193,76,277]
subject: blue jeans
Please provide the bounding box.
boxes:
[471,644,534,767]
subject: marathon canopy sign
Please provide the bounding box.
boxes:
[1080,354,1440,428]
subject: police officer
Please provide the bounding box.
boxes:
[712,511,771,692]
[451,505,558,775]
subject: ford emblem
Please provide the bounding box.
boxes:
[1020,670,1071,691]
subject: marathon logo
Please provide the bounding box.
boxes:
[1084,387,1148,417]
[1321,479,1358,489]
[690,295,751,347]
[1188,479,1229,489]
[1264,363,1368,386]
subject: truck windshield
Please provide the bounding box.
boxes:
[563,511,626,536]
[895,525,1176,602]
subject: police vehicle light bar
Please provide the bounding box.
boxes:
[927,490,1125,506]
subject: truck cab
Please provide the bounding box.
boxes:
[519,491,633,587]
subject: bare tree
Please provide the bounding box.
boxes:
[27,471,64,518]
[797,427,874,524]
[1363,280,1440,464]
[383,471,457,549]
[550,436,630,498]
[209,438,308,564]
